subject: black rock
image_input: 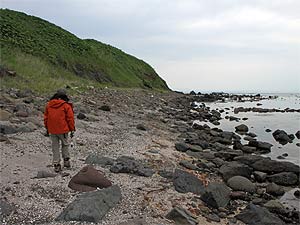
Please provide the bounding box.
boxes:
[166,206,198,225]
[253,171,267,183]
[110,156,154,177]
[173,169,205,195]
[56,185,121,222]
[248,140,272,152]
[200,182,231,209]
[235,124,249,133]
[266,183,285,196]
[77,112,86,120]
[0,123,18,134]
[219,161,253,181]
[295,131,300,139]
[99,105,111,111]
[175,142,190,152]
[235,203,286,225]
[251,159,300,174]
[267,172,298,186]
[179,160,199,170]
[266,129,272,132]
[136,124,147,131]
[272,129,292,145]
[227,176,256,193]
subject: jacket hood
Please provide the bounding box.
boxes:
[48,99,67,108]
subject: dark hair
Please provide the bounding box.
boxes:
[50,93,69,102]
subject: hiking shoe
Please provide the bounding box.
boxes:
[63,158,71,168]
[54,164,62,173]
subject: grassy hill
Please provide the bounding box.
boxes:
[0,9,169,93]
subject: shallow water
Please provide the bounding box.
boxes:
[203,93,300,165]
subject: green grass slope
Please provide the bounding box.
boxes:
[0,9,169,93]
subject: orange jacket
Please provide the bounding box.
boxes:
[44,99,75,134]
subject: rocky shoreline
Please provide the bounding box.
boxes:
[0,89,299,225]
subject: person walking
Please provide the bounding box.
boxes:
[44,89,75,172]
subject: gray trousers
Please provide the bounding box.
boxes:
[50,133,70,164]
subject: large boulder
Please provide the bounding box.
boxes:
[56,185,121,223]
[68,166,112,192]
[227,176,256,193]
[200,182,231,209]
[219,162,253,181]
[251,159,300,174]
[173,169,205,195]
[236,203,286,225]
[267,172,298,186]
[166,206,198,225]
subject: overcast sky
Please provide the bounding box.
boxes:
[1,0,300,93]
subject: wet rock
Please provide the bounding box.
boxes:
[69,166,112,192]
[227,176,256,193]
[251,158,300,174]
[296,131,300,139]
[56,185,121,222]
[173,169,205,195]
[85,154,115,167]
[266,183,285,196]
[248,140,272,152]
[200,182,231,208]
[166,206,198,225]
[235,124,249,133]
[272,129,292,144]
[265,129,272,132]
[219,161,253,181]
[235,203,286,225]
[267,172,298,186]
[110,156,154,177]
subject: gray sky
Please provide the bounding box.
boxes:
[1,0,300,93]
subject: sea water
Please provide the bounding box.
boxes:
[204,93,300,165]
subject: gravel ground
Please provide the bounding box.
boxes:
[0,89,233,225]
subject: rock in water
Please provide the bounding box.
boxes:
[56,185,121,222]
